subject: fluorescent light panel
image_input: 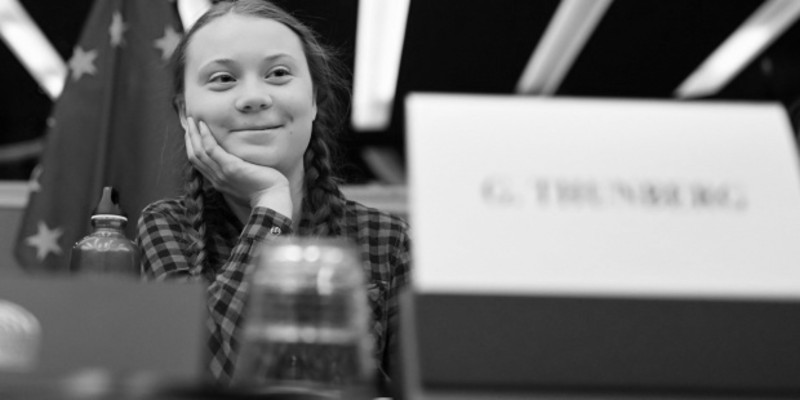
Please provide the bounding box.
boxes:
[177,0,211,31]
[0,0,66,99]
[675,0,800,99]
[351,0,410,131]
[516,0,613,95]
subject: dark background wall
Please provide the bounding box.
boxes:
[1,0,799,182]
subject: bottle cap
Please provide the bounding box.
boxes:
[91,186,127,221]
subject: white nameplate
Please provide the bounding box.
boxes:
[407,94,800,299]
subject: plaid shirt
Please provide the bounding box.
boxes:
[136,192,411,385]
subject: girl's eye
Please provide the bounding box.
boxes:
[266,68,292,83]
[209,73,235,84]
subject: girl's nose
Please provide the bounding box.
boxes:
[235,88,273,112]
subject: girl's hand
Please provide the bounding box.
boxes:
[184,117,292,217]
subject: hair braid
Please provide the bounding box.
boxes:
[303,133,345,237]
[182,166,215,281]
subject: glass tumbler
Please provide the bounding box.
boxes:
[233,237,375,396]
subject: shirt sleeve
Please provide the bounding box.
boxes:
[383,222,412,381]
[137,204,293,382]
[137,203,196,281]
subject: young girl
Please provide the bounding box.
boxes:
[136,0,411,390]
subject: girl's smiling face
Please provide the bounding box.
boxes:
[180,13,317,179]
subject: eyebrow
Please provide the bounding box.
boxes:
[198,53,297,71]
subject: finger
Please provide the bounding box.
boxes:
[195,120,245,188]
[187,118,221,168]
[185,118,221,182]
[198,121,242,168]
[184,127,195,161]
[185,131,215,178]
[184,119,204,166]
[197,120,218,153]
[186,117,206,158]
[185,129,207,171]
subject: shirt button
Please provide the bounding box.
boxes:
[269,226,282,235]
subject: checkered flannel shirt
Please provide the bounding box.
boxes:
[136,193,411,384]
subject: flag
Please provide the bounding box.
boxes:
[14,0,187,272]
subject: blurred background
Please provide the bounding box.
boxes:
[2,0,800,271]
[1,0,800,184]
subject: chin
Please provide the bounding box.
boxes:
[242,156,277,167]
[227,148,274,165]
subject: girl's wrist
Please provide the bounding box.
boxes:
[251,187,293,220]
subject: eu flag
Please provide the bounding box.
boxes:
[15,0,187,272]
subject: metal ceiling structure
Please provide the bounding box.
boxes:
[1,0,799,182]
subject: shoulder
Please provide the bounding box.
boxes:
[343,199,408,229]
[340,199,411,289]
[341,199,409,244]
[141,196,186,218]
[138,196,191,234]
[137,195,198,249]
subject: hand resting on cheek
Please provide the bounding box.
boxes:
[184,116,293,218]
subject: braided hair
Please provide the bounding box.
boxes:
[170,0,350,276]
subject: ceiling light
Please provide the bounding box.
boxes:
[675,0,800,99]
[516,0,614,95]
[177,0,211,31]
[351,0,411,131]
[0,0,66,99]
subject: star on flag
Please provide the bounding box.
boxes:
[154,25,181,61]
[25,221,64,261]
[68,46,98,81]
[109,11,128,47]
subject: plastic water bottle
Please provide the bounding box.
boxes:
[233,237,375,397]
[69,186,139,276]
